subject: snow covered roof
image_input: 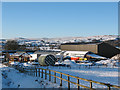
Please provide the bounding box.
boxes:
[11,52,31,57]
[11,53,21,56]
[64,51,89,54]
[63,51,90,57]
[86,54,107,59]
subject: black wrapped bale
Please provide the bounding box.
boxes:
[38,54,57,66]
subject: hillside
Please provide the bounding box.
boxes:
[11,35,118,42]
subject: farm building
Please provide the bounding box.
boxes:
[61,42,120,58]
[57,51,107,62]
[4,52,32,63]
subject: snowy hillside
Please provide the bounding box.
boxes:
[42,35,118,43]
[10,35,118,43]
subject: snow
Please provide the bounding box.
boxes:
[78,62,93,66]
[49,59,119,88]
[95,59,119,67]
[12,53,21,56]
[10,62,20,65]
[49,49,61,52]
[22,63,32,67]
[0,56,4,59]
[30,54,37,61]
[1,58,119,89]
[38,65,118,88]
[111,54,120,60]
[62,59,79,67]
[55,61,61,65]
[63,51,89,57]
[87,54,107,59]
[0,63,60,88]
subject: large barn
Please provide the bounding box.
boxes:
[60,42,120,58]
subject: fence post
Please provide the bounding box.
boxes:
[54,72,56,83]
[68,75,70,90]
[39,68,40,77]
[60,73,62,86]
[90,81,92,89]
[41,69,43,78]
[88,65,90,69]
[77,78,79,90]
[107,84,111,90]
[49,70,51,81]
[98,65,99,68]
[34,69,35,76]
[36,68,37,77]
[45,69,47,80]
[32,69,33,76]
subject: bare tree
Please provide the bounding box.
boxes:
[4,40,19,50]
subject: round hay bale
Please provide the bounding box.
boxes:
[38,54,57,66]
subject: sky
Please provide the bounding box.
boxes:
[2,2,118,39]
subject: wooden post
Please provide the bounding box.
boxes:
[98,65,99,68]
[41,69,43,78]
[68,75,70,90]
[107,84,111,90]
[108,86,110,90]
[77,78,79,90]
[90,81,92,89]
[39,68,40,77]
[45,69,47,80]
[49,70,51,81]
[54,72,56,83]
[79,66,80,69]
[36,68,37,77]
[88,65,90,69]
[60,73,62,86]
[33,69,35,76]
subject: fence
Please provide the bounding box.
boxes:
[3,63,120,90]
[34,68,120,90]
[37,64,118,70]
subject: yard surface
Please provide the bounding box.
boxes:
[0,63,119,89]
[0,63,60,88]
[37,65,119,88]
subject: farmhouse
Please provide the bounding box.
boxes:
[5,52,31,63]
[61,42,120,58]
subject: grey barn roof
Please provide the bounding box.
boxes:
[60,42,120,58]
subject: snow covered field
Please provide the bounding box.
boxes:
[37,65,119,88]
[0,63,60,88]
[0,60,119,89]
